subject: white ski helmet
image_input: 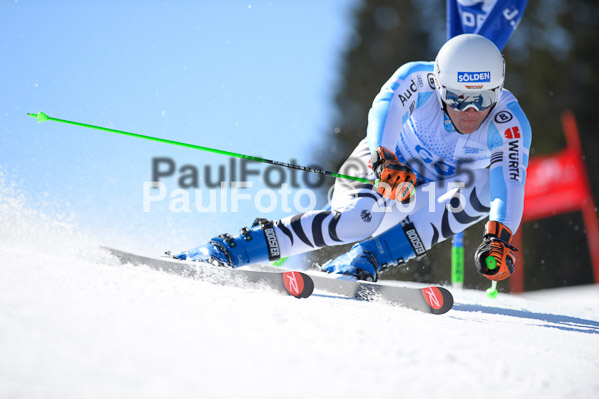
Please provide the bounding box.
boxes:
[433,34,505,111]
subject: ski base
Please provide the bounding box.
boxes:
[104,248,314,299]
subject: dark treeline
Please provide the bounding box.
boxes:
[311,0,599,291]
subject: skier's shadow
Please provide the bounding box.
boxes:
[453,303,599,335]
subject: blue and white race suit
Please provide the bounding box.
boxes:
[271,61,532,259]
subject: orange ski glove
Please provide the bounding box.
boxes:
[474,221,518,282]
[370,147,416,202]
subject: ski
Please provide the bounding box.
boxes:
[104,248,314,299]
[104,247,451,312]
[306,272,454,314]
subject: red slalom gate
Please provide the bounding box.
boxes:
[511,111,599,292]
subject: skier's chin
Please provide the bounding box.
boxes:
[446,107,490,134]
[457,121,482,134]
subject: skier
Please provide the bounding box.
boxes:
[174,33,531,283]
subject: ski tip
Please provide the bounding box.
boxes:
[420,286,454,315]
[282,271,314,299]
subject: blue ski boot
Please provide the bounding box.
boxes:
[174,218,281,268]
[321,220,424,281]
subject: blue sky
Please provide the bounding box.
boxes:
[0,1,356,254]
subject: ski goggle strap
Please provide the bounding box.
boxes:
[439,86,500,111]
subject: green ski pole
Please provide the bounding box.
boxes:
[485,257,499,299]
[27,111,375,185]
[272,257,289,267]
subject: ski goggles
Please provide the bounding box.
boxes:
[439,86,500,112]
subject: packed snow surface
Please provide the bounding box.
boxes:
[1,187,598,399]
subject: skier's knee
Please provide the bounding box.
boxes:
[329,203,385,242]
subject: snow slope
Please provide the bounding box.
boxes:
[1,185,599,399]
